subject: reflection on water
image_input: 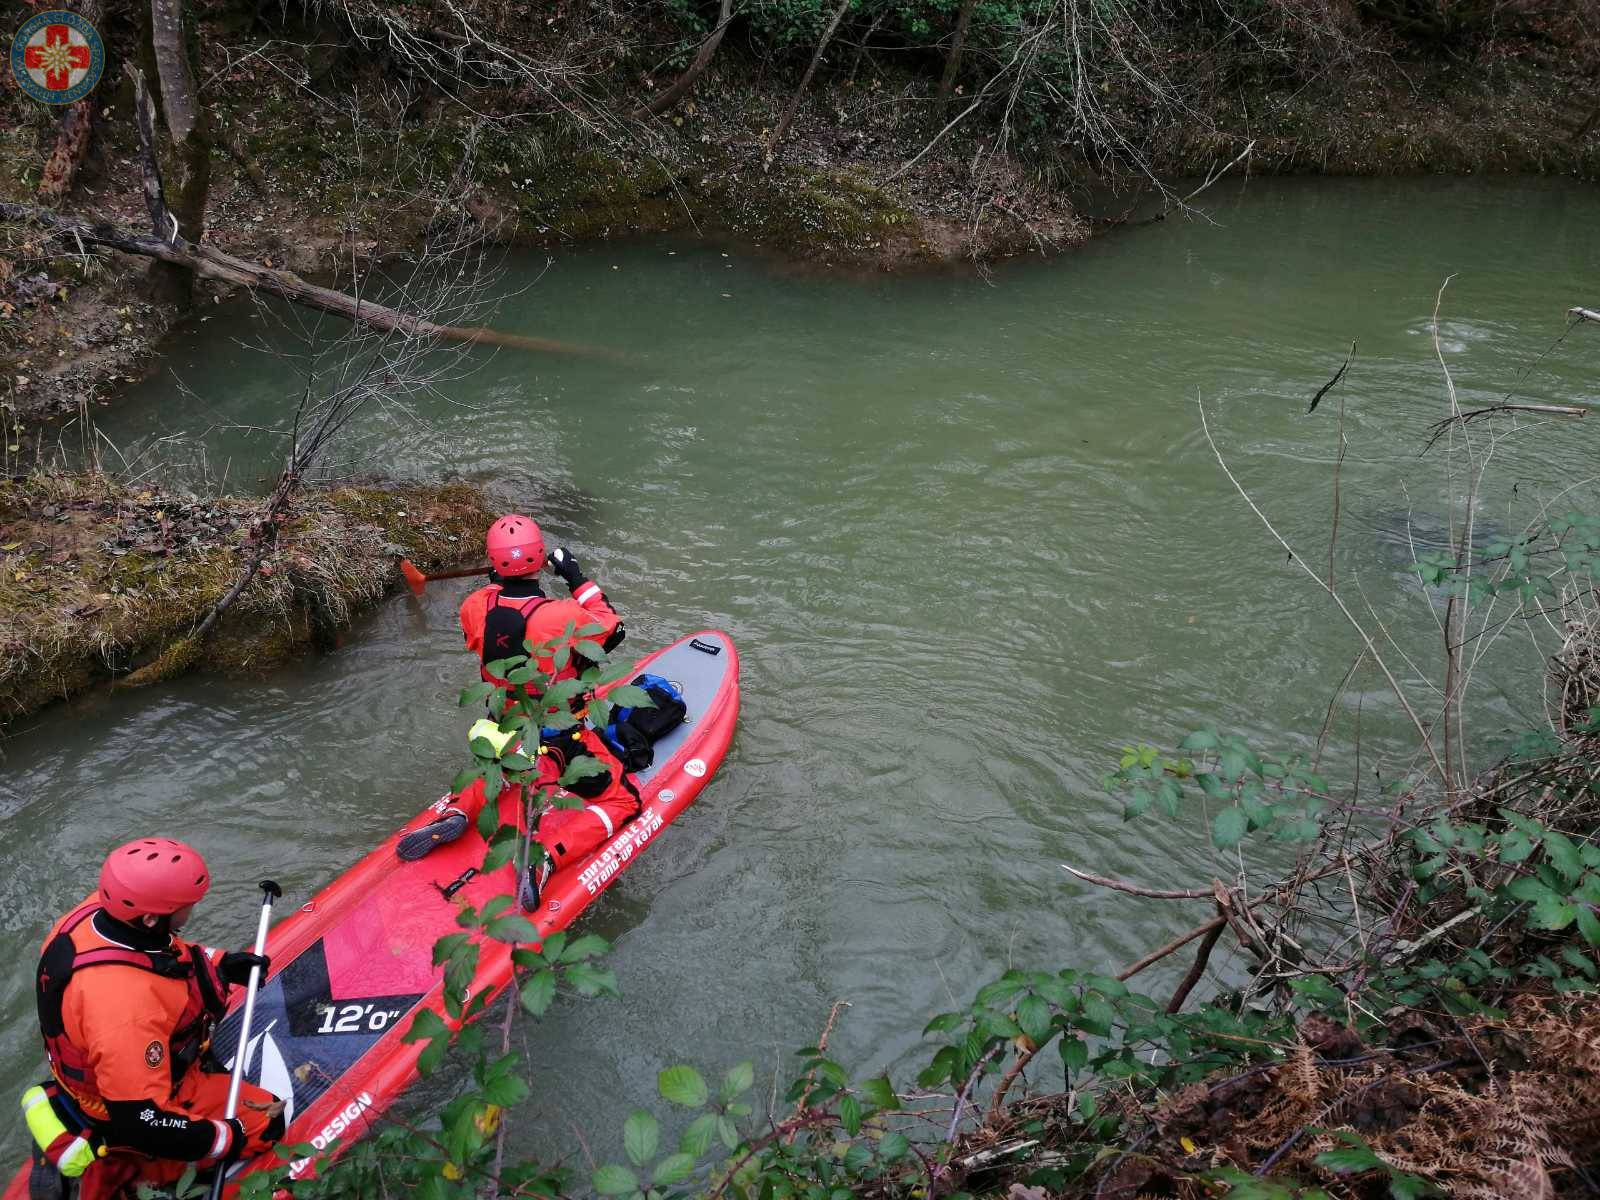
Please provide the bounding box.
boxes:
[3,176,1599,1161]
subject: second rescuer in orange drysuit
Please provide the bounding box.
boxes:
[458,514,624,704]
[398,722,640,912]
[32,838,283,1200]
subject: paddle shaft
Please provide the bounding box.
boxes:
[211,880,282,1200]
[416,566,485,582]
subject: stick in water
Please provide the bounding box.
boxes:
[211,880,283,1200]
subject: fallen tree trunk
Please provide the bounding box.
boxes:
[0,203,601,356]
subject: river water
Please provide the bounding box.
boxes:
[3,177,1598,1163]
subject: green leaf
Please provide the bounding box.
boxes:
[1531,894,1578,930]
[1274,818,1322,843]
[482,1072,529,1107]
[719,1060,755,1102]
[652,1154,695,1187]
[564,961,619,997]
[1017,994,1052,1045]
[1179,729,1219,751]
[1388,1171,1441,1200]
[403,1008,447,1044]
[560,934,612,963]
[717,1115,740,1150]
[481,827,521,873]
[418,1031,448,1076]
[1312,1131,1382,1174]
[1059,1036,1088,1074]
[593,1164,638,1196]
[485,914,541,943]
[520,969,556,1017]
[1155,777,1181,818]
[608,684,656,708]
[1498,829,1536,863]
[1212,806,1248,849]
[860,1075,899,1111]
[878,1132,910,1162]
[658,1065,709,1107]
[458,682,496,707]
[624,1109,659,1167]
[1078,993,1115,1038]
[1576,904,1600,948]
[559,756,611,786]
[1543,831,1584,882]
[1506,876,1559,903]
[679,1113,719,1157]
[1121,786,1153,821]
[432,932,470,967]
[839,1093,862,1136]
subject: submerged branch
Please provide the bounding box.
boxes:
[1061,863,1212,899]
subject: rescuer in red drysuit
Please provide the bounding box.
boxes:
[457,514,625,699]
[404,514,628,860]
[397,723,640,911]
[29,838,283,1200]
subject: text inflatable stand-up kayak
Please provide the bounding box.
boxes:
[4,631,739,1200]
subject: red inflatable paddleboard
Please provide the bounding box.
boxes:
[4,630,739,1199]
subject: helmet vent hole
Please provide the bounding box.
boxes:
[146,852,159,861]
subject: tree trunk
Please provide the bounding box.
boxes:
[764,0,852,167]
[147,0,210,305]
[631,0,733,119]
[38,0,107,201]
[937,0,980,103]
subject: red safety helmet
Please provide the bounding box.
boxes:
[486,514,544,578]
[99,838,211,918]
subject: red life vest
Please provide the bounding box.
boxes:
[479,587,552,691]
[36,902,224,1114]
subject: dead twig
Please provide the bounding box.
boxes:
[1421,403,1588,454]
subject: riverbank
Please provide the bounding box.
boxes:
[3,0,1597,435]
[0,472,491,728]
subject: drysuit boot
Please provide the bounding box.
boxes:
[397,809,468,861]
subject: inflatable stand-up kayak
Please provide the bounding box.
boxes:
[3,631,738,1200]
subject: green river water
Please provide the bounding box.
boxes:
[2,176,1598,1164]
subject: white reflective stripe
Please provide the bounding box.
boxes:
[586,805,615,837]
[23,1091,50,1114]
[208,1119,230,1160]
[574,582,600,605]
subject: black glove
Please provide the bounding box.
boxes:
[224,1116,246,1160]
[219,950,270,986]
[547,547,585,590]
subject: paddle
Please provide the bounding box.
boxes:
[211,880,283,1200]
[399,560,485,596]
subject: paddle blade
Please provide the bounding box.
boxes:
[400,559,428,596]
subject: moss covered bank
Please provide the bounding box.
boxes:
[0,473,492,727]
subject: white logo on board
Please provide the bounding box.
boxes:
[684,759,706,778]
[658,789,675,803]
